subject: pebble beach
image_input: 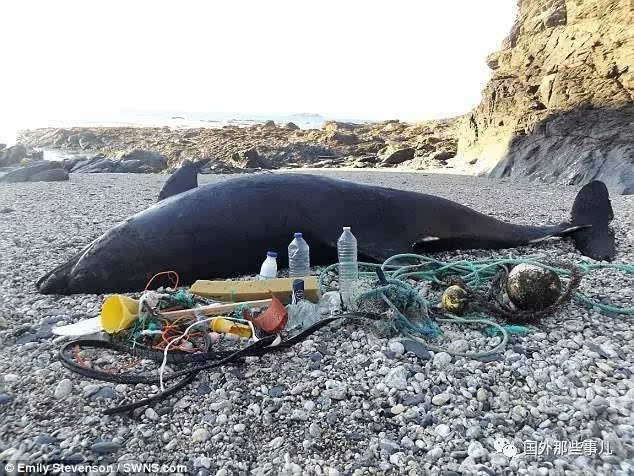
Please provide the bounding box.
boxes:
[0,170,633,475]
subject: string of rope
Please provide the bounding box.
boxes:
[318,253,634,358]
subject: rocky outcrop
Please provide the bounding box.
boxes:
[454,0,634,194]
[18,118,459,174]
[62,150,167,174]
[0,161,68,183]
[0,145,27,167]
[29,168,69,182]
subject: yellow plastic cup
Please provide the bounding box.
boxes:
[100,295,140,333]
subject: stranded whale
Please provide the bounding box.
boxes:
[37,174,615,295]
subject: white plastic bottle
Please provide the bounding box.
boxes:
[259,251,278,280]
[337,227,358,304]
[288,232,310,277]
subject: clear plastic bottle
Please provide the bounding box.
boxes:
[259,251,278,280]
[337,226,358,304]
[288,232,310,277]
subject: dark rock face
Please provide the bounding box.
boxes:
[232,147,272,169]
[455,0,634,194]
[116,149,167,172]
[490,104,634,194]
[0,145,27,167]
[29,168,69,182]
[379,146,415,165]
[0,161,68,183]
[325,131,359,146]
[283,122,300,130]
[69,150,167,173]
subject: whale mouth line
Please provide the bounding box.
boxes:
[36,239,98,294]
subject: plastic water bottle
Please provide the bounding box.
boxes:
[259,251,278,280]
[288,232,310,277]
[337,227,358,304]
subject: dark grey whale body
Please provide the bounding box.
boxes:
[37,174,615,295]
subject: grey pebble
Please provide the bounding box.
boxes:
[402,339,431,360]
[91,441,122,454]
[269,385,286,398]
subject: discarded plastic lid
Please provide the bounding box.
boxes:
[343,226,351,231]
[267,251,278,258]
[294,232,303,238]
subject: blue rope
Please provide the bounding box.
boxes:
[318,253,634,358]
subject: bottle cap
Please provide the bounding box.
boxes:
[267,251,277,258]
[343,226,351,231]
[294,232,303,238]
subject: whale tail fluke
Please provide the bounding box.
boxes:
[569,180,615,261]
[526,181,615,261]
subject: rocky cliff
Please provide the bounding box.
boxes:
[454,0,634,194]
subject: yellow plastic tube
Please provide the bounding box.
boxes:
[211,317,252,339]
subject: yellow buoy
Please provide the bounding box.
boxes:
[442,285,469,315]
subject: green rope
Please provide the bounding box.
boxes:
[318,253,634,359]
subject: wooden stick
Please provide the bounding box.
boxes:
[159,299,272,319]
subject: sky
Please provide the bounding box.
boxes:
[0,0,516,141]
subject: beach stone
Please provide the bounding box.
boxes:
[91,441,121,454]
[269,436,284,449]
[326,411,338,425]
[54,379,73,399]
[388,341,405,356]
[435,424,451,438]
[379,438,400,454]
[432,393,451,406]
[269,385,285,398]
[428,447,443,459]
[291,410,309,421]
[433,352,452,368]
[476,388,488,402]
[91,387,116,400]
[323,381,347,400]
[466,426,482,439]
[402,339,431,360]
[421,413,434,427]
[83,384,100,397]
[191,428,210,443]
[384,366,408,390]
[468,440,488,459]
[402,393,424,406]
[34,435,56,446]
[449,339,469,353]
[309,423,322,438]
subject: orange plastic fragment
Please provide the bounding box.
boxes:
[247,292,288,334]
